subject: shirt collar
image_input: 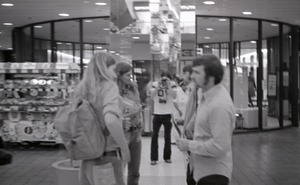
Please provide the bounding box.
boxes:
[202,84,222,102]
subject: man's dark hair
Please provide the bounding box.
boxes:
[183,64,193,74]
[192,54,224,84]
[160,71,172,80]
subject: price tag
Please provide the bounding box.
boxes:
[56,63,69,69]
[22,63,36,69]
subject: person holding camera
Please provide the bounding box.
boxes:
[150,71,177,165]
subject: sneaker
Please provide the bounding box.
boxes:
[165,159,172,163]
[150,161,157,165]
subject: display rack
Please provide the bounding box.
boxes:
[0,62,80,144]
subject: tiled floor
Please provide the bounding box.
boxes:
[1,127,300,185]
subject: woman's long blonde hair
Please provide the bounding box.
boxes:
[74,52,116,102]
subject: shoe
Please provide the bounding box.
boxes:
[165,159,172,163]
[150,161,157,165]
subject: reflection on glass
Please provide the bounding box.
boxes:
[34,23,51,62]
[262,21,280,129]
[233,19,259,129]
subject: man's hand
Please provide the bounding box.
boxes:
[176,138,190,152]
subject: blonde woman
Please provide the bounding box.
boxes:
[115,62,142,185]
[76,52,130,185]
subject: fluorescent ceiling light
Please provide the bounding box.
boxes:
[132,37,140,39]
[115,53,120,56]
[56,42,63,45]
[59,13,69,17]
[96,46,102,49]
[34,25,43,28]
[7,48,13,50]
[206,28,214,31]
[204,37,210,39]
[242,11,252,15]
[1,3,14,6]
[66,43,72,45]
[95,2,107,6]
[203,1,215,5]
[204,45,210,48]
[218,18,227,22]
[250,41,256,44]
[103,28,110,31]
[271,23,278,27]
[110,51,115,53]
[180,5,195,10]
[134,6,150,11]
[0,45,2,48]
[3,23,13,26]
[84,20,93,23]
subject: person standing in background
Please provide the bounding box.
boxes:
[177,55,235,185]
[115,62,142,185]
[150,71,177,165]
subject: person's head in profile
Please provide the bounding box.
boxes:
[191,54,224,92]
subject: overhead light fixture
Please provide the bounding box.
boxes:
[103,28,110,31]
[34,25,43,29]
[95,2,107,6]
[242,11,252,15]
[59,13,70,17]
[56,42,63,45]
[203,1,215,5]
[132,37,140,39]
[206,28,214,31]
[1,3,14,6]
[180,5,195,10]
[96,46,102,49]
[204,45,210,48]
[115,53,120,56]
[204,37,210,39]
[7,48,13,50]
[84,20,93,23]
[3,23,13,26]
[250,41,256,44]
[110,51,115,54]
[218,18,227,22]
[271,23,278,27]
[0,32,2,34]
[66,43,72,45]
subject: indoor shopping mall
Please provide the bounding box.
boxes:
[0,0,299,185]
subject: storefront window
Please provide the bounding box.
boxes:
[33,23,51,62]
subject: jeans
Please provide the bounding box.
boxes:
[151,114,172,161]
[125,131,142,185]
[80,155,125,185]
[197,175,229,185]
[186,162,196,185]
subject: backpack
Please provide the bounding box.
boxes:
[54,99,106,160]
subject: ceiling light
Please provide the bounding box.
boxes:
[7,48,13,50]
[34,25,43,29]
[204,37,210,39]
[271,23,278,27]
[66,43,72,45]
[96,46,102,49]
[56,42,63,45]
[59,13,70,17]
[180,5,195,10]
[103,28,110,31]
[1,3,14,6]
[0,32,2,34]
[115,53,120,56]
[84,20,93,23]
[250,41,256,44]
[3,23,13,26]
[203,1,215,5]
[218,18,227,22]
[0,45,2,48]
[95,2,107,5]
[132,37,140,39]
[110,51,115,53]
[204,45,210,48]
[242,11,252,15]
[206,28,214,31]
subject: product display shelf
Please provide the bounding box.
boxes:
[0,62,80,144]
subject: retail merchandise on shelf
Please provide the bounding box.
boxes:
[0,62,80,144]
